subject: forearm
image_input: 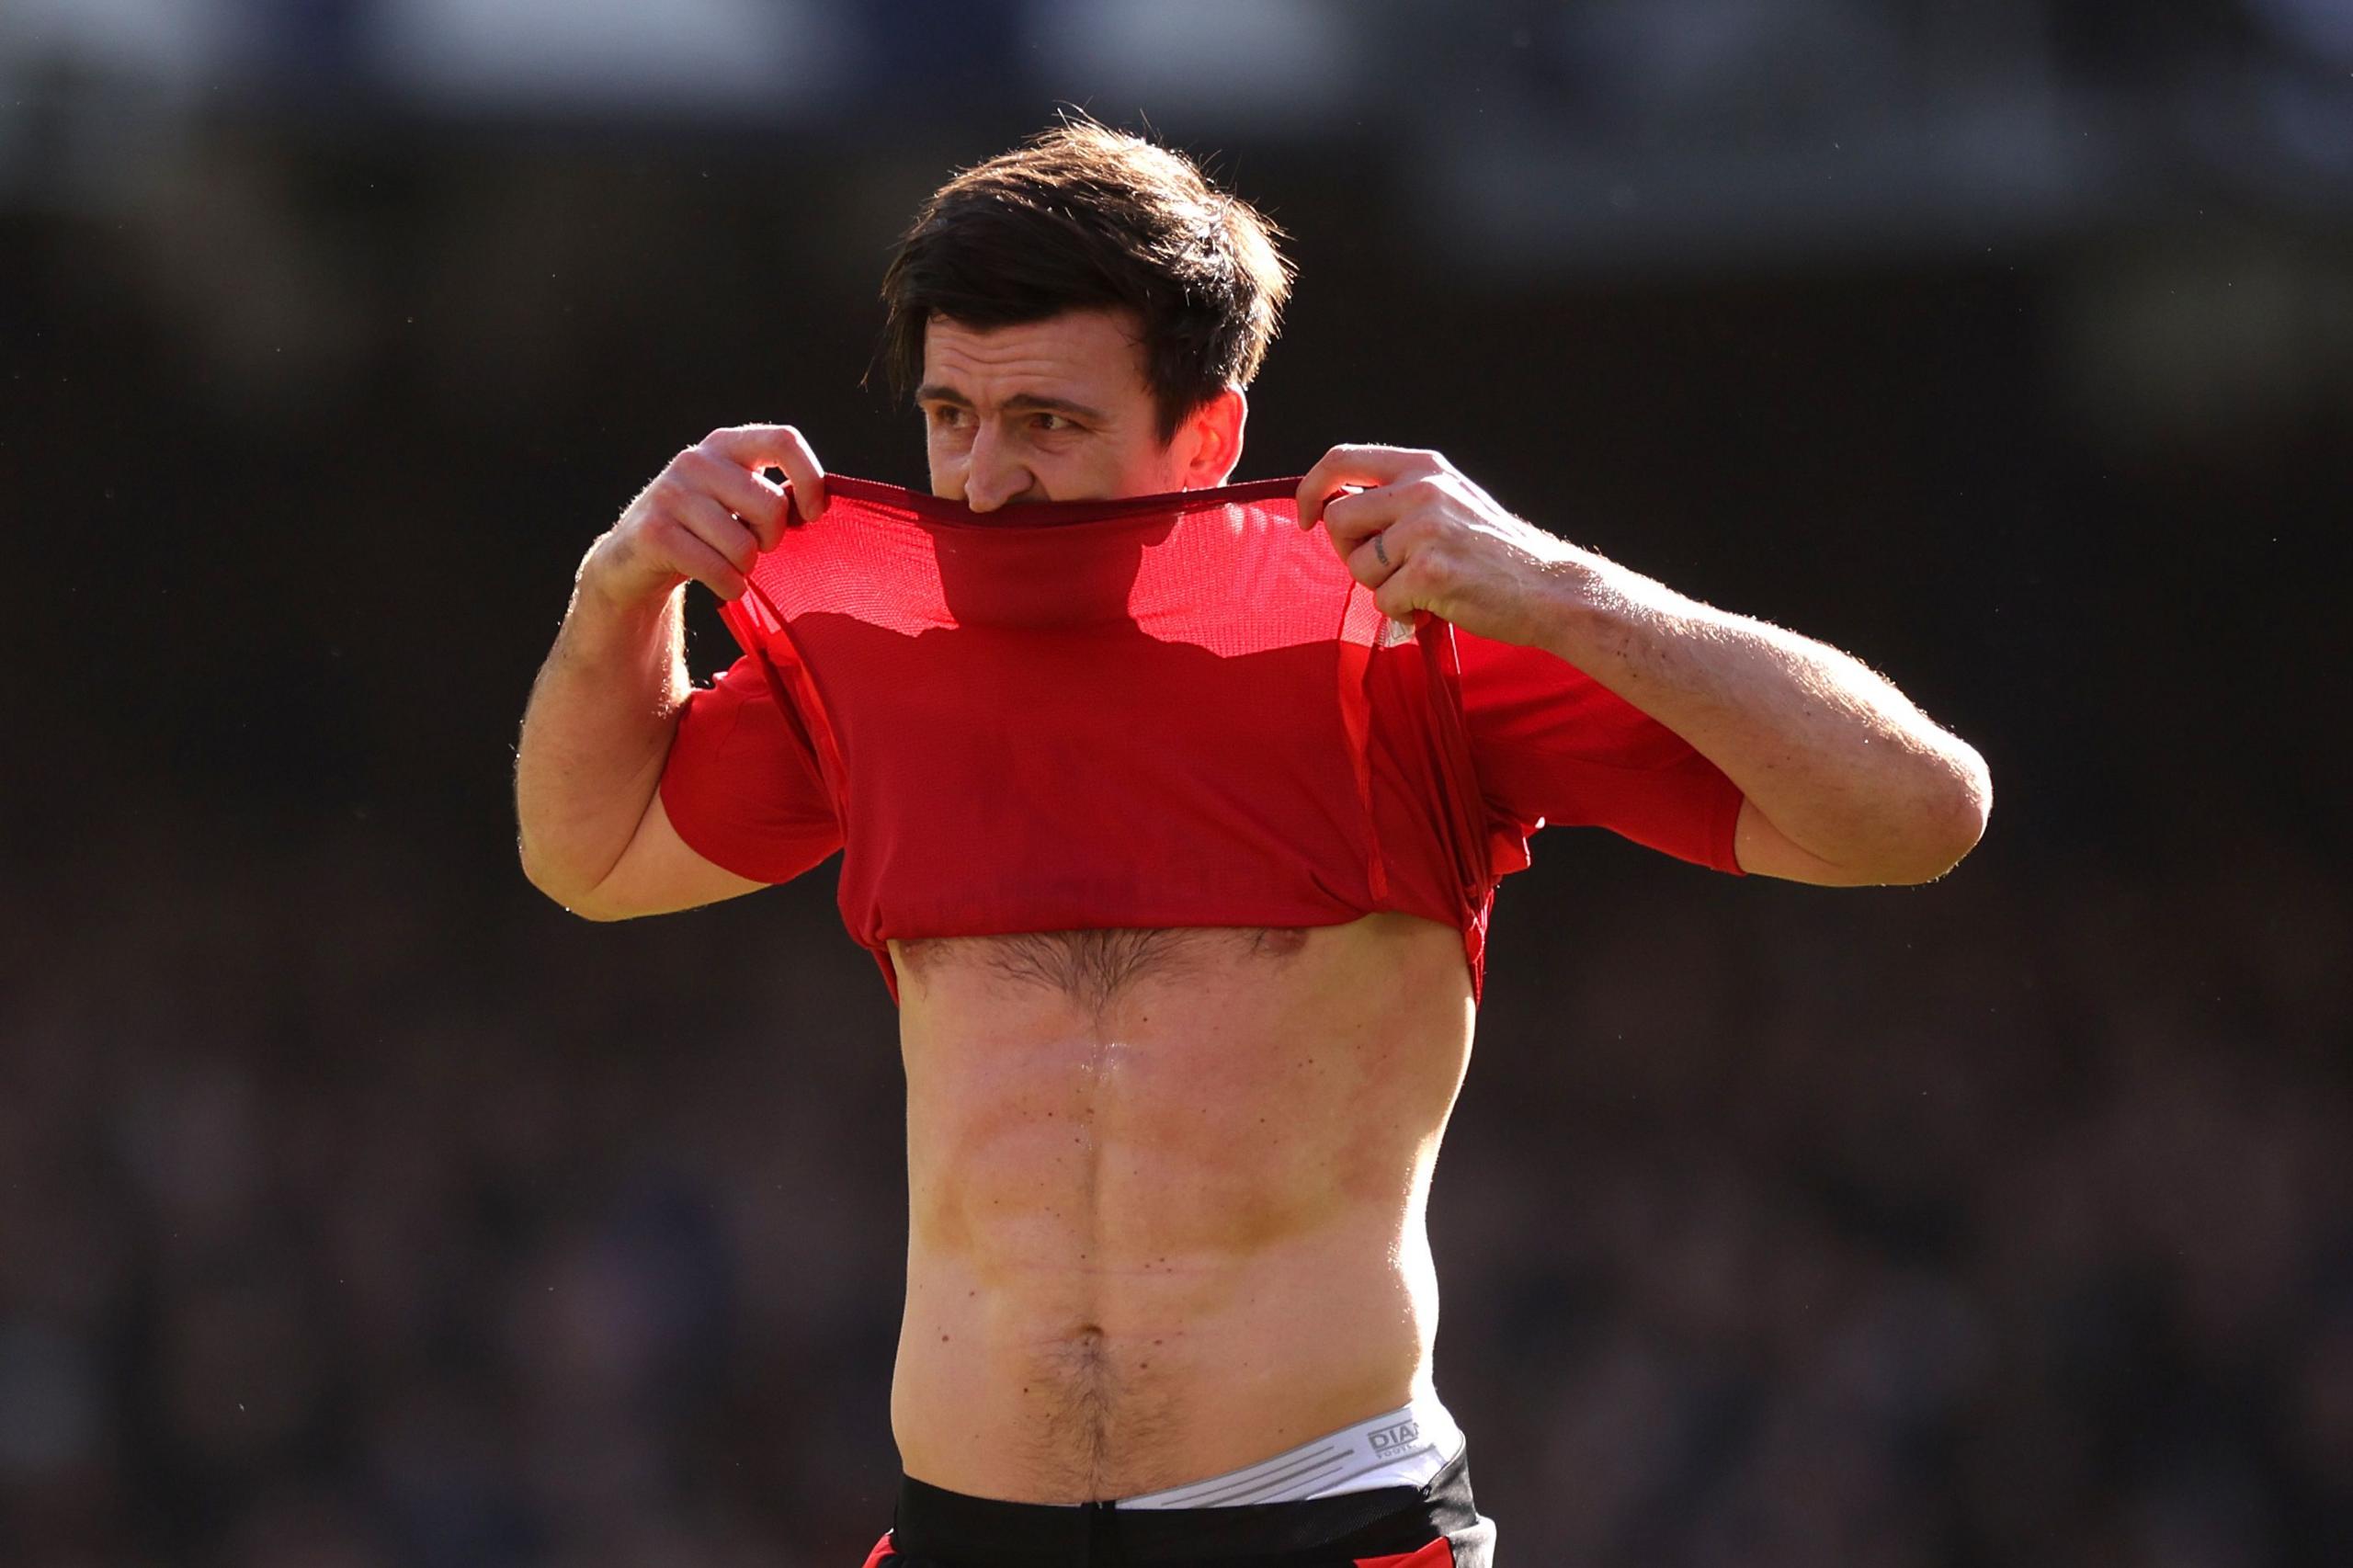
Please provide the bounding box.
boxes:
[1537,555,1990,881]
[1292,444,1988,881]
[514,560,690,903]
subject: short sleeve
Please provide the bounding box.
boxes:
[1455,630,1745,874]
[658,652,843,885]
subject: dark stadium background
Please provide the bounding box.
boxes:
[5,4,2349,1564]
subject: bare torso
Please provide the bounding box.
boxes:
[888,910,1477,1503]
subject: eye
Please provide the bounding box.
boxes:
[1030,412,1074,433]
[926,403,968,428]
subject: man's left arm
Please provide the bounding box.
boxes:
[1300,446,1991,886]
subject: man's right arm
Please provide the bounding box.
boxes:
[514,425,826,919]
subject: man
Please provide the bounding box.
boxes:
[515,122,1989,1566]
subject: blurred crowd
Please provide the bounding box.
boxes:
[3,802,2346,1567]
[6,32,2348,1562]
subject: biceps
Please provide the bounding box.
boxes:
[1733,797,1876,886]
[579,794,771,919]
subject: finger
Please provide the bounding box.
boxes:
[679,449,791,550]
[702,424,827,522]
[1296,446,1437,531]
[676,493,760,577]
[665,523,749,602]
[1371,565,1427,623]
[1342,518,1410,590]
[1317,485,1413,557]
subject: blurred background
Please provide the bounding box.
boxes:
[4,1,2350,1564]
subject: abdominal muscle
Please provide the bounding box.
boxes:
[887,911,1478,1504]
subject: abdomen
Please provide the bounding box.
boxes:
[890,913,1473,1500]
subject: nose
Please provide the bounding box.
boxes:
[961,425,1035,514]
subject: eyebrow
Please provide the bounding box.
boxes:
[914,384,1108,423]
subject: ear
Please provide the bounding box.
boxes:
[1175,387,1247,487]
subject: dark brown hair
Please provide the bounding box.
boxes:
[877,118,1293,442]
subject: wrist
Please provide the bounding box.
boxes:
[558,539,686,681]
[1534,551,1649,665]
[574,533,683,625]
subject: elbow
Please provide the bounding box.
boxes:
[1772,744,1991,888]
[1893,744,1993,884]
[1938,742,1994,873]
[549,889,639,924]
[518,835,633,922]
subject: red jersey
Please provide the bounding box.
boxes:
[658,477,1744,1005]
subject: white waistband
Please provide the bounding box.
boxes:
[1114,1391,1464,1510]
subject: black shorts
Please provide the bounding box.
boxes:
[858,1443,1496,1567]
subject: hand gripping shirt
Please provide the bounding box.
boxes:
[658,477,1745,1006]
